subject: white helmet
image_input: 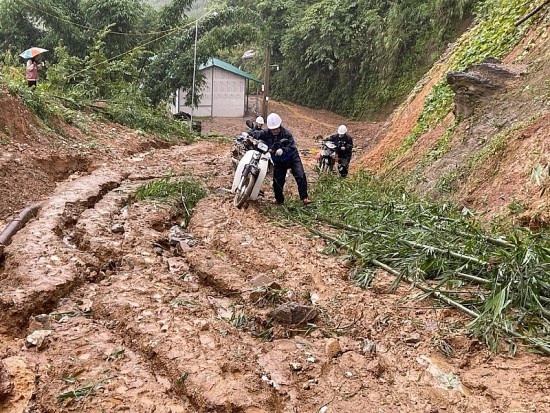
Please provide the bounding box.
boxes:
[338,125,347,135]
[267,113,282,129]
[255,116,264,125]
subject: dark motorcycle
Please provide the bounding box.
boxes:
[231,119,256,170]
[317,140,337,174]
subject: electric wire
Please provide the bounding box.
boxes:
[18,0,202,36]
[62,10,214,80]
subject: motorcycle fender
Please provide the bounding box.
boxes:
[232,150,255,192]
[249,155,270,200]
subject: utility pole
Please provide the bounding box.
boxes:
[190,20,198,132]
[262,43,271,119]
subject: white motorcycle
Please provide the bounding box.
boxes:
[231,136,271,209]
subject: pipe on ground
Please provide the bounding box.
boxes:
[0,203,42,255]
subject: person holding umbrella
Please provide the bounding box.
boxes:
[19,47,48,88]
[26,57,39,87]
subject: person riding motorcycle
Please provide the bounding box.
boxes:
[327,125,353,178]
[255,113,312,205]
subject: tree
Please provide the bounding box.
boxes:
[141,5,259,105]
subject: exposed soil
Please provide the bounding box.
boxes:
[0,88,171,226]
[356,18,550,224]
[1,94,549,412]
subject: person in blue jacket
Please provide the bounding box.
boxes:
[255,113,312,205]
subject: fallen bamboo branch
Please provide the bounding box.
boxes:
[314,215,489,266]
[515,0,550,26]
[306,224,550,356]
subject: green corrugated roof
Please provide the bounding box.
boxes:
[199,58,263,83]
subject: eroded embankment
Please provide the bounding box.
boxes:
[0,139,549,413]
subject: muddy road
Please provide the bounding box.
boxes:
[0,102,548,412]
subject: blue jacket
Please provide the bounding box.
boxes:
[255,126,297,163]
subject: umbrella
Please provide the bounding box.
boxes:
[19,47,48,59]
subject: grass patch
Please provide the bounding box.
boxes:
[58,384,98,401]
[135,174,207,227]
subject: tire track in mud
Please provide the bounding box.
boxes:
[0,168,123,335]
[35,179,285,412]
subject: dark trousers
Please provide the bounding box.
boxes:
[273,153,308,203]
[338,154,352,177]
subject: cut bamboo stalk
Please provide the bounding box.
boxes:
[315,215,489,266]
[306,225,550,356]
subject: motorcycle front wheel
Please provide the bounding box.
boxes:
[234,173,257,208]
[319,158,330,174]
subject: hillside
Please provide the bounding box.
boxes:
[359,4,550,226]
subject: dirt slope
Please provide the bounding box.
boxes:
[0,89,172,226]
[360,14,550,224]
[1,97,549,412]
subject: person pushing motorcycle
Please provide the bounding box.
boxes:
[255,113,312,205]
[252,116,265,132]
[327,125,354,178]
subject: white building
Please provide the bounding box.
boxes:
[174,58,262,118]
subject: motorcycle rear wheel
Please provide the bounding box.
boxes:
[234,173,257,208]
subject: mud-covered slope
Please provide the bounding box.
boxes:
[358,7,550,225]
[0,88,171,225]
[1,128,549,412]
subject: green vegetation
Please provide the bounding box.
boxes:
[271,173,550,354]
[0,0,256,139]
[58,384,98,401]
[135,174,206,226]
[218,0,474,118]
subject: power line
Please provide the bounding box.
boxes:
[18,0,200,36]
[66,10,215,79]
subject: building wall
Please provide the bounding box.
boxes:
[211,67,245,117]
[175,66,246,118]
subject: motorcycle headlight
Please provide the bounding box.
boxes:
[257,142,268,152]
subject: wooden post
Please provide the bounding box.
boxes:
[262,44,271,119]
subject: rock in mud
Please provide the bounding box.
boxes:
[269,302,318,325]
[446,58,527,117]
[404,332,421,344]
[27,314,52,332]
[25,329,53,350]
[167,257,189,273]
[250,274,276,287]
[290,362,303,372]
[0,360,13,400]
[111,223,125,233]
[325,338,341,359]
[366,358,385,377]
